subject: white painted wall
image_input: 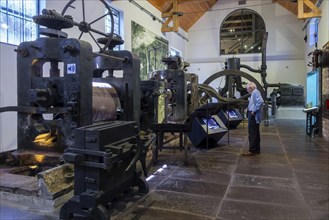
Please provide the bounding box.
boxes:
[187,0,306,94]
[0,43,17,151]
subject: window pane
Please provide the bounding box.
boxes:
[24,0,37,17]
[7,0,14,11]
[7,14,14,44]
[1,0,38,45]
[0,0,6,9]
[105,7,120,35]
[0,13,8,42]
[105,6,121,50]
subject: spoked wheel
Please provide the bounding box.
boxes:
[61,0,115,52]
[203,69,269,125]
[203,69,265,99]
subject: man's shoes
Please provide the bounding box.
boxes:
[242,151,260,156]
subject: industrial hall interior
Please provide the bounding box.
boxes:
[0,0,328,219]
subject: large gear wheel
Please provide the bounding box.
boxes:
[33,9,73,30]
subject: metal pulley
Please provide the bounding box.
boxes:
[33,9,74,38]
[97,34,124,50]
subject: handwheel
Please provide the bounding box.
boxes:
[61,0,114,52]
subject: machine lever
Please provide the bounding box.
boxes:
[0,106,68,114]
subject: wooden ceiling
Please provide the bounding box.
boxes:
[147,0,218,32]
[147,0,319,32]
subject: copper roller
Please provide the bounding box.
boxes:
[92,82,121,122]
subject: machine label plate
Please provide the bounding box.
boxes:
[67,64,76,74]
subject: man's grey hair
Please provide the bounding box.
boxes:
[247,82,257,89]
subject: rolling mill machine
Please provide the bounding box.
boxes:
[59,1,152,218]
[140,55,229,160]
[0,2,151,219]
[140,55,196,163]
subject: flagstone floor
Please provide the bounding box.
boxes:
[1,119,328,220]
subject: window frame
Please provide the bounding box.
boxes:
[105,5,122,50]
[308,18,319,47]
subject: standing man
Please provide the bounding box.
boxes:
[243,82,264,156]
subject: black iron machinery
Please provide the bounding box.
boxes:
[0,9,94,153]
[153,55,188,124]
[202,57,266,124]
[58,1,152,219]
[60,121,150,220]
[201,32,285,126]
[198,67,249,130]
[141,55,197,163]
[140,80,167,131]
[0,7,130,152]
[0,3,151,219]
[201,31,310,125]
[186,73,199,117]
[61,0,141,127]
[92,36,141,127]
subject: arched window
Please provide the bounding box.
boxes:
[220,9,266,55]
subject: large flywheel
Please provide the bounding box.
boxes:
[203,69,265,99]
[201,69,269,126]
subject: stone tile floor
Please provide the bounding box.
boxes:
[0,119,328,220]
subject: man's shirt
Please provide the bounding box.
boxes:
[248,88,264,123]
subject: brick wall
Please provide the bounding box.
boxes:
[323,118,329,141]
[322,66,329,141]
[323,67,329,94]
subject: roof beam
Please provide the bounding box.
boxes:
[297,0,321,19]
[161,0,182,33]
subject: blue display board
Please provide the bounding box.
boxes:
[306,69,319,107]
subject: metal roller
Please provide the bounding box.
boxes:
[92,82,121,122]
